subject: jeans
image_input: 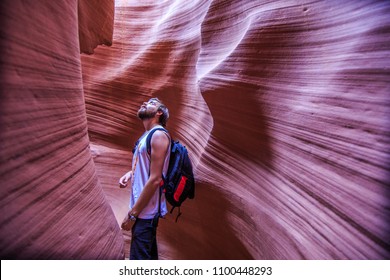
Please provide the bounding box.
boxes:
[130,214,160,260]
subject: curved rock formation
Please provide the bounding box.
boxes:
[82,0,390,259]
[0,0,123,259]
[1,0,389,260]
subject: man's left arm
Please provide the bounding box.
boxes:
[129,130,169,217]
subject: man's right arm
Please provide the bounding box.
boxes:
[119,170,132,188]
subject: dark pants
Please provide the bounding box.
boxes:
[130,214,160,260]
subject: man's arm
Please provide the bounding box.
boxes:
[129,130,169,217]
[119,170,132,188]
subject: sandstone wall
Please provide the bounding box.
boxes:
[0,0,123,259]
[82,0,390,259]
[1,0,389,260]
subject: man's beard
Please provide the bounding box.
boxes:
[137,108,157,120]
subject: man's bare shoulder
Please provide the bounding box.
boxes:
[151,130,170,146]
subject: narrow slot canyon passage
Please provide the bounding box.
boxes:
[0,0,389,259]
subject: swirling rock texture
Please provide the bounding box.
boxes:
[1,0,389,260]
[0,0,123,259]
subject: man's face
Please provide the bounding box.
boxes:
[137,99,160,120]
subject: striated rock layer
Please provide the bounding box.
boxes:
[0,0,123,259]
[82,0,390,259]
[1,0,389,260]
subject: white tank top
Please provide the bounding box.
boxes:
[129,126,170,219]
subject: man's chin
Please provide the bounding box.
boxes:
[137,112,155,120]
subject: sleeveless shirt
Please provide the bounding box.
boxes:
[129,125,170,219]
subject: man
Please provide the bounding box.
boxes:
[119,97,170,260]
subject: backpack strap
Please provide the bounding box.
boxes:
[170,206,182,222]
[158,184,162,218]
[146,127,169,156]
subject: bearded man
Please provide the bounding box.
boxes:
[119,97,170,260]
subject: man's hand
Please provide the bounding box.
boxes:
[121,213,136,231]
[119,171,132,188]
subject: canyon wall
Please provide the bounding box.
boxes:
[1,0,389,259]
[82,0,390,259]
[0,0,123,259]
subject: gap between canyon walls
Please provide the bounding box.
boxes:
[1,0,387,260]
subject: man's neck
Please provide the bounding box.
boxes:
[142,119,160,131]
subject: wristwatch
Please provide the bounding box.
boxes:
[128,213,137,221]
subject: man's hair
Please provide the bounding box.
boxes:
[150,97,169,127]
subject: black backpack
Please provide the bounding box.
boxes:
[146,127,195,221]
